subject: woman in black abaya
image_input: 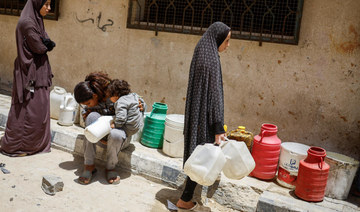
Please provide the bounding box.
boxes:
[176,22,231,211]
[0,0,56,156]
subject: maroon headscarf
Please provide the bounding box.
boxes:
[14,0,52,103]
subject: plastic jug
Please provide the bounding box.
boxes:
[58,94,78,126]
[221,139,256,180]
[84,116,113,143]
[295,146,330,202]
[141,103,168,148]
[50,86,67,120]
[184,143,226,186]
[226,126,254,151]
[250,123,281,180]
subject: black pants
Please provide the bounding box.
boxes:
[180,177,198,202]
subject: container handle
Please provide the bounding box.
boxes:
[319,156,323,169]
[214,137,229,148]
[54,86,66,94]
[259,130,267,143]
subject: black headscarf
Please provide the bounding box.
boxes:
[183,22,231,163]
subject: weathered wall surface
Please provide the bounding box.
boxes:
[0,0,359,159]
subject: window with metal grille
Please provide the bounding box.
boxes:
[0,0,60,20]
[127,0,304,45]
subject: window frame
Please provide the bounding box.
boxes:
[127,0,304,45]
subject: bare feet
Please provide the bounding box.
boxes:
[176,199,195,209]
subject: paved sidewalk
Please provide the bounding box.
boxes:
[0,94,359,211]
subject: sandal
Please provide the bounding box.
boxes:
[177,201,211,212]
[106,169,120,184]
[78,165,97,185]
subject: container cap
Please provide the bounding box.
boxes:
[238,126,246,130]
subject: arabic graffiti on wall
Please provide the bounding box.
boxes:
[75,12,115,32]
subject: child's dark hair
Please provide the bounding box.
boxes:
[108,79,131,97]
[74,72,111,103]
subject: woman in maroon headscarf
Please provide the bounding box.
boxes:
[0,0,56,156]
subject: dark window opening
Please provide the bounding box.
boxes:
[127,0,304,45]
[0,0,60,20]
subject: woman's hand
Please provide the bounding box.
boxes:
[215,133,226,145]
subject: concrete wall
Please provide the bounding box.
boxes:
[0,0,359,159]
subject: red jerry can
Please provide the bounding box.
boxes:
[295,146,330,202]
[250,123,281,180]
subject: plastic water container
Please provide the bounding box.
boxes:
[58,94,78,126]
[325,152,360,200]
[162,114,184,158]
[84,116,113,143]
[184,143,226,186]
[141,103,168,148]
[221,139,255,180]
[251,123,281,180]
[277,142,310,188]
[50,86,67,120]
[226,126,254,151]
[295,146,330,202]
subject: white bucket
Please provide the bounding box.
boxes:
[50,86,67,120]
[57,94,78,126]
[184,143,226,186]
[162,114,184,158]
[84,116,113,143]
[277,142,310,188]
[221,139,255,180]
[325,152,360,200]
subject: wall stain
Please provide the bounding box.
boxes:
[288,111,298,120]
[256,112,260,116]
[160,97,166,103]
[272,100,275,106]
[183,97,186,101]
[330,25,360,54]
[278,60,282,65]
[144,90,147,94]
[179,61,184,66]
[288,111,295,116]
[347,70,354,77]
[293,72,299,82]
[340,116,348,122]
[258,94,264,100]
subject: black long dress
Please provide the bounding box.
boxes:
[0,0,53,156]
[183,22,230,163]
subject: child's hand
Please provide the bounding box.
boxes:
[82,110,91,120]
[138,100,144,112]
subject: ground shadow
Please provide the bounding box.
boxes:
[58,141,133,185]
[154,179,211,211]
